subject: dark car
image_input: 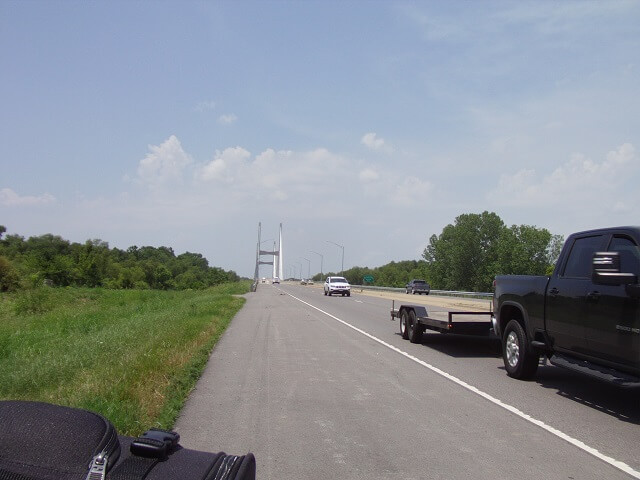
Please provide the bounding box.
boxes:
[405,279,430,295]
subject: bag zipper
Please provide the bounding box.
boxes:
[86,451,109,480]
[85,412,120,480]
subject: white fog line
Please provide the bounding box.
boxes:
[286,291,640,480]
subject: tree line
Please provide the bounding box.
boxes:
[1,211,562,294]
[0,226,240,292]
[316,212,563,293]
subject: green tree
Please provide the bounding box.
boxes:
[175,270,205,289]
[495,225,552,276]
[153,264,174,290]
[424,211,505,291]
[177,252,209,270]
[76,239,111,287]
[20,234,73,285]
[206,267,229,286]
[116,266,147,289]
[343,266,375,286]
[0,255,21,291]
[0,229,242,292]
[0,233,26,258]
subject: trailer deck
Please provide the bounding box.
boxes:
[391,301,495,342]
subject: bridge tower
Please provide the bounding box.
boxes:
[253,222,283,289]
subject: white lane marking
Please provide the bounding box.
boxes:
[286,291,640,480]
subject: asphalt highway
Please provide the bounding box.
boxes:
[175,284,640,479]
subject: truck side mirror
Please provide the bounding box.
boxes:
[592,252,637,286]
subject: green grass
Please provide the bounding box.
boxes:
[0,282,251,435]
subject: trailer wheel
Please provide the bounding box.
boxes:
[400,310,409,340]
[408,310,423,343]
[502,319,539,380]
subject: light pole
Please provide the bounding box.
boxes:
[326,240,344,276]
[310,251,323,280]
[301,257,311,280]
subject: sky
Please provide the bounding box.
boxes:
[1,1,639,279]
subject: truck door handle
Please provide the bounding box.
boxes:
[549,287,559,296]
[586,291,601,302]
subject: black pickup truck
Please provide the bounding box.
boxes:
[493,226,640,387]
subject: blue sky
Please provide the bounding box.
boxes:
[1,1,639,278]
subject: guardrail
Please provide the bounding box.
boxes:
[351,284,493,299]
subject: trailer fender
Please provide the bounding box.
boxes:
[399,305,428,320]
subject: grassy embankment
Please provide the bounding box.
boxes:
[0,282,251,435]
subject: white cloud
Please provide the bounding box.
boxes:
[125,136,438,246]
[612,201,630,213]
[0,188,56,206]
[218,113,238,125]
[137,135,193,188]
[361,132,387,151]
[487,143,638,207]
[252,148,348,200]
[199,146,251,182]
[194,100,216,112]
[604,142,635,168]
[492,2,633,36]
[389,176,433,207]
[400,4,466,42]
[544,121,563,130]
[359,168,380,182]
[193,145,363,206]
[134,137,356,208]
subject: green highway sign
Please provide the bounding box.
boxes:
[363,275,374,283]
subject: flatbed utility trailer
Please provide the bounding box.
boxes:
[390,301,495,344]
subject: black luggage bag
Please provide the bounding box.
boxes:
[0,400,255,480]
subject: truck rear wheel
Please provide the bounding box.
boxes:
[408,310,423,344]
[400,310,409,340]
[503,319,539,379]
